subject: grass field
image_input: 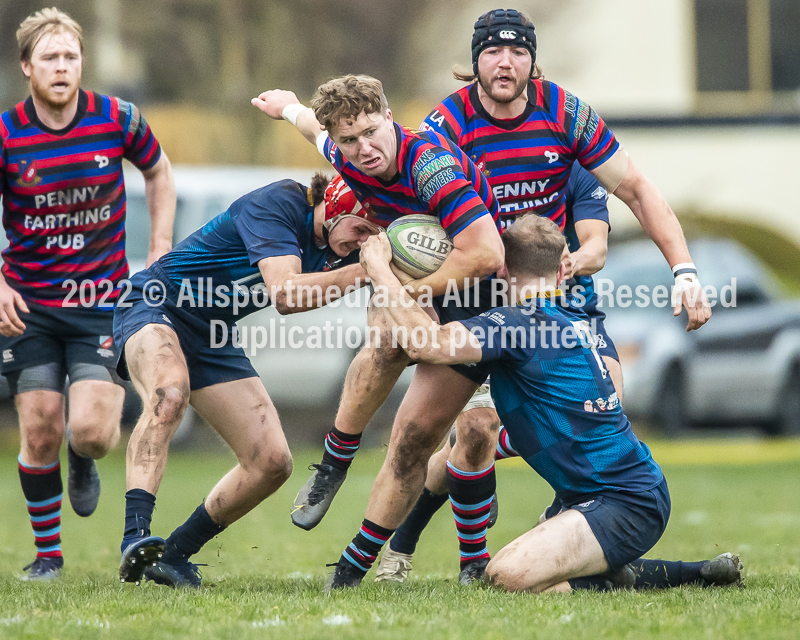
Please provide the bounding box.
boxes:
[1,440,799,639]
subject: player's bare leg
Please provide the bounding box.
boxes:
[486,509,608,593]
[327,364,477,590]
[119,323,191,583]
[291,302,411,529]
[17,390,67,580]
[145,377,292,588]
[190,378,292,525]
[66,380,124,516]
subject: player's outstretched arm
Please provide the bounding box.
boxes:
[596,156,711,331]
[359,235,482,364]
[141,153,176,266]
[258,255,368,315]
[250,90,324,146]
[0,273,29,337]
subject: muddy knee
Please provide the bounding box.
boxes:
[455,409,500,466]
[147,384,190,427]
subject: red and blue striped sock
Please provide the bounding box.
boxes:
[340,518,394,575]
[447,461,495,568]
[18,456,63,559]
[494,425,519,460]
[321,427,362,472]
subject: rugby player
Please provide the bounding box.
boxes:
[252,76,511,588]
[0,8,175,580]
[359,217,742,593]
[114,174,377,587]
[375,7,714,583]
[377,161,617,581]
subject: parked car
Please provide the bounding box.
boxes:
[600,238,800,435]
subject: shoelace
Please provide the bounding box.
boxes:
[307,464,337,505]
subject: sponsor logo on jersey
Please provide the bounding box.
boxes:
[95,154,109,168]
[473,152,491,177]
[97,348,114,358]
[583,392,619,413]
[161,314,172,324]
[2,349,13,363]
[498,30,518,40]
[486,311,506,325]
[99,335,114,349]
[544,150,559,164]
[412,149,458,202]
[595,333,608,349]
[18,157,42,185]
[591,186,608,201]
[576,500,595,508]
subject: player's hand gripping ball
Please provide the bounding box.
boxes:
[386,215,453,279]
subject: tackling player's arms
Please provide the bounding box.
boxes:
[568,218,609,278]
[258,255,367,315]
[359,234,482,364]
[405,214,504,298]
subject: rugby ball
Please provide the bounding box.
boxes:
[387,214,453,278]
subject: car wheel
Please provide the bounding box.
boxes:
[652,363,688,437]
[764,364,800,437]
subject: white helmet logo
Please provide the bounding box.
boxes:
[498,30,517,40]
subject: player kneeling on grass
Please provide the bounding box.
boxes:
[358,215,743,593]
[113,174,379,587]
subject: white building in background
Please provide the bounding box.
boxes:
[419,0,800,241]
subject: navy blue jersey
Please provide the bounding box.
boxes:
[460,296,662,502]
[153,180,355,321]
[563,162,610,310]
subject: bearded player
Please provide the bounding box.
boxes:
[0,8,175,580]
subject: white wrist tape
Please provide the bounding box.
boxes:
[671,264,701,307]
[672,262,698,278]
[281,103,312,126]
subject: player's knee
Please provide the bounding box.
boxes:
[253,447,293,486]
[145,384,189,428]
[23,429,63,464]
[69,423,117,458]
[456,410,500,465]
[391,421,442,480]
[485,557,531,593]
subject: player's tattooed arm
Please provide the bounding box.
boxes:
[250,90,324,146]
[258,255,367,315]
[359,235,482,364]
[141,153,176,266]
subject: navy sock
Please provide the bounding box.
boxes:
[341,519,394,576]
[161,502,226,564]
[121,488,156,554]
[628,559,706,588]
[569,575,613,591]
[390,488,450,555]
[321,427,362,472]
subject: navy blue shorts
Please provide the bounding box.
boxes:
[549,478,671,569]
[0,302,119,375]
[113,266,258,391]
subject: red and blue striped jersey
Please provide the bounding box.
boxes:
[420,80,619,231]
[0,90,162,306]
[320,123,499,238]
